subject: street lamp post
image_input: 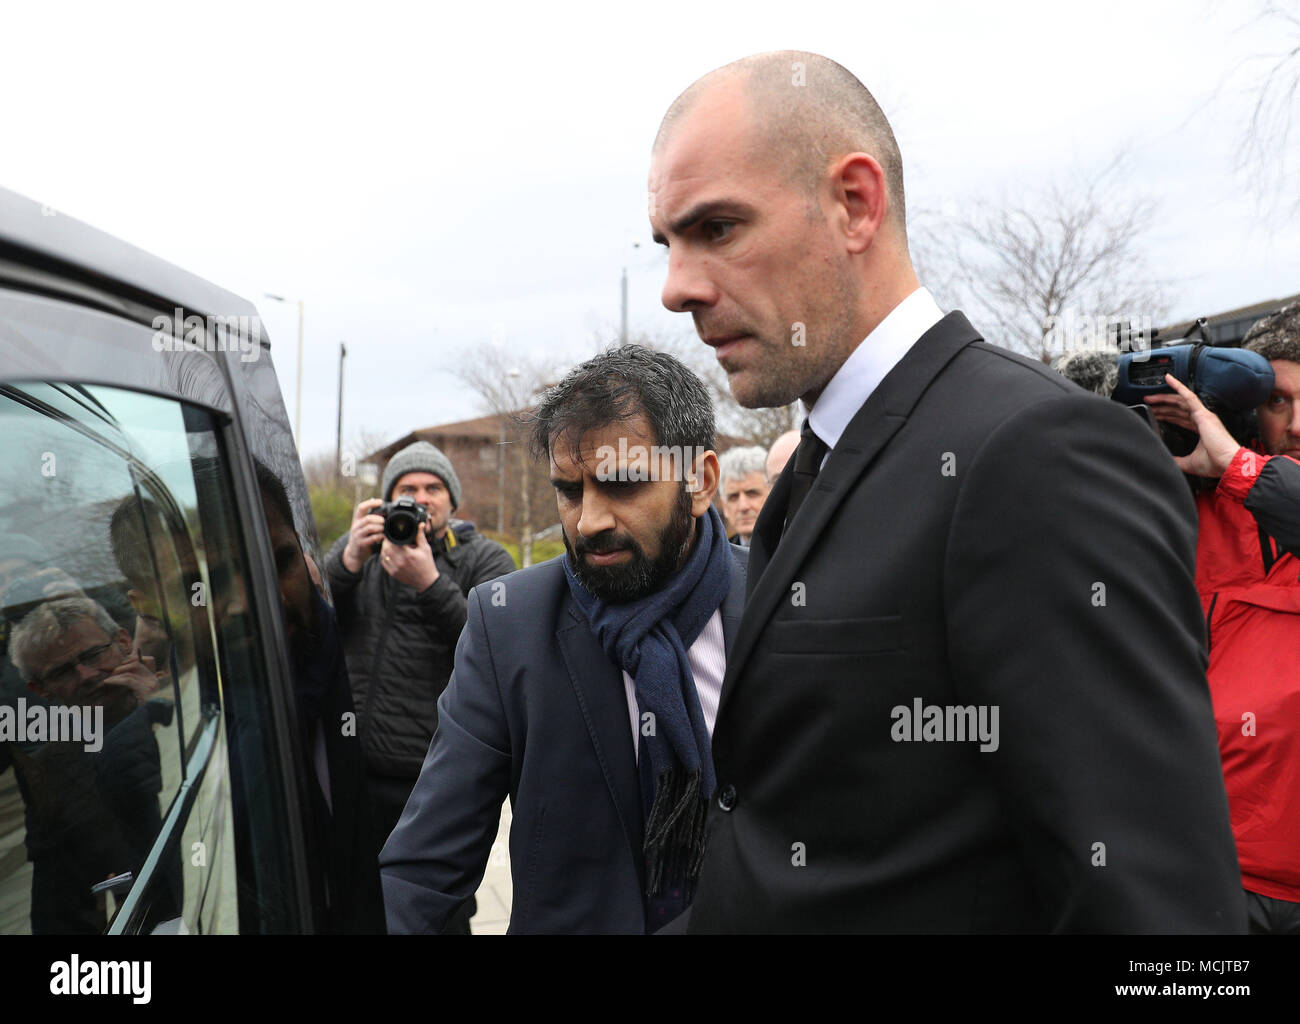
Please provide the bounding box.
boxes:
[498,414,506,533]
[620,266,628,344]
[619,241,640,345]
[336,342,347,483]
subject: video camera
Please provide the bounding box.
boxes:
[376,496,429,546]
[1111,319,1274,455]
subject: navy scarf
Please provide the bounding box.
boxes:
[563,504,732,897]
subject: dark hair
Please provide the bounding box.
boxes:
[109,494,157,590]
[528,345,715,463]
[255,458,296,533]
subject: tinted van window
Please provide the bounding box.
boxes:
[0,382,297,933]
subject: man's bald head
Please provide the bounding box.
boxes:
[766,430,802,485]
[654,50,907,231]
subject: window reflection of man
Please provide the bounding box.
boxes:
[1,541,85,698]
[259,481,319,673]
[1,536,61,701]
[254,460,385,934]
[16,600,159,726]
[6,597,175,934]
[108,497,199,687]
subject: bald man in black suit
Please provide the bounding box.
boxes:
[648,50,1244,933]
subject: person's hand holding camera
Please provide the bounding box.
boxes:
[1145,374,1243,478]
[342,498,386,573]
[380,525,440,592]
[103,648,162,707]
[342,495,441,590]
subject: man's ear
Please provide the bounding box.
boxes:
[116,626,134,653]
[688,450,721,515]
[125,587,147,617]
[831,152,889,255]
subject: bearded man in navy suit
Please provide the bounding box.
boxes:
[380,346,746,934]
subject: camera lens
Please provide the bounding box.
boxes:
[385,510,417,544]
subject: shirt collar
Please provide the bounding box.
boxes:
[807,287,944,451]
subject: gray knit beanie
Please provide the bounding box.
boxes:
[381,441,461,509]
[1244,301,1300,364]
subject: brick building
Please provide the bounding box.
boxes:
[365,412,521,531]
[365,412,756,535]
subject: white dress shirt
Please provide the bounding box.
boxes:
[622,608,726,760]
[807,287,945,462]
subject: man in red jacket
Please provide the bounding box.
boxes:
[1146,301,1300,934]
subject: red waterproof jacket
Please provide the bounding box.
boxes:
[1196,447,1300,901]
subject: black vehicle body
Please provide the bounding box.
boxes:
[0,187,356,934]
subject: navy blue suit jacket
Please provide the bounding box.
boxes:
[379,549,747,934]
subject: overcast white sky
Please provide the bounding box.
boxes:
[3,0,1297,461]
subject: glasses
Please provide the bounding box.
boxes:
[33,641,119,689]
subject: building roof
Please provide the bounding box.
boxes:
[365,410,757,466]
[1159,292,1300,346]
[365,411,531,463]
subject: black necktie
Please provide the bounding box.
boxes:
[784,420,829,532]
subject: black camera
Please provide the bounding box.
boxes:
[377,497,429,546]
[1113,343,1273,411]
[1113,341,1273,457]
[1055,318,1277,466]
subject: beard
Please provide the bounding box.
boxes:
[565,484,695,604]
[1263,430,1300,457]
[283,583,321,672]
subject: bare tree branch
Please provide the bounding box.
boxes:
[456,345,562,567]
[916,154,1168,362]
[1231,1,1300,218]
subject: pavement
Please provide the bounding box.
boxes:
[469,804,513,934]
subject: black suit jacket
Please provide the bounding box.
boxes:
[380,549,747,934]
[688,312,1245,934]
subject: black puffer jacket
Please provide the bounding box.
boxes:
[324,520,516,778]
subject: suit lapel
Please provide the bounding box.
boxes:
[718,312,983,715]
[556,596,646,891]
[746,465,789,591]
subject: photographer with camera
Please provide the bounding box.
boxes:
[324,441,515,932]
[1143,301,1300,935]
